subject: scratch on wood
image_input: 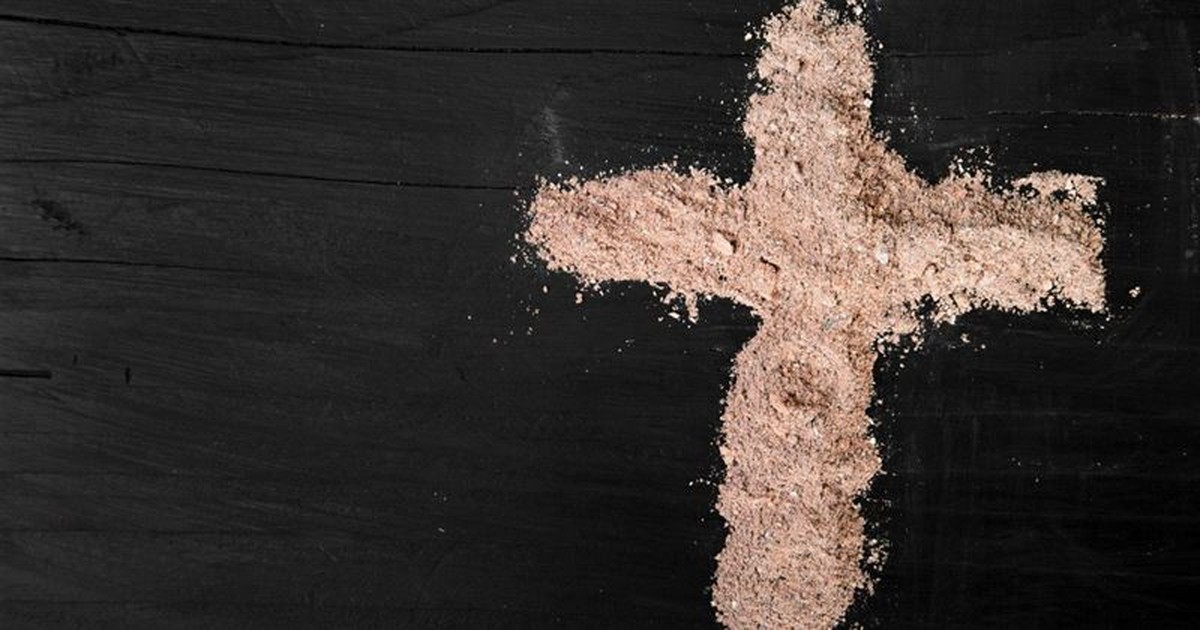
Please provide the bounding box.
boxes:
[32,198,87,234]
[0,369,52,379]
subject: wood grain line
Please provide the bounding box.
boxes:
[0,255,250,274]
[0,158,524,191]
[0,13,752,58]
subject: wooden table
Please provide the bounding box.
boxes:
[1,1,1197,626]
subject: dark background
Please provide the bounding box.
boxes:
[0,1,1196,627]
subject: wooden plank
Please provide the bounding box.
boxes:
[0,530,698,622]
[0,161,507,271]
[0,1,782,54]
[0,22,758,188]
[2,11,1192,193]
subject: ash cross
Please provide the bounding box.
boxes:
[525,4,1105,627]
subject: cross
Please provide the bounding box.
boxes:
[525,4,1105,627]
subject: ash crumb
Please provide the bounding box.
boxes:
[1013,170,1102,205]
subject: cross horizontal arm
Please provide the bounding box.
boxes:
[527,167,768,307]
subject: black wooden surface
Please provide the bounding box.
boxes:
[1,1,1197,627]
